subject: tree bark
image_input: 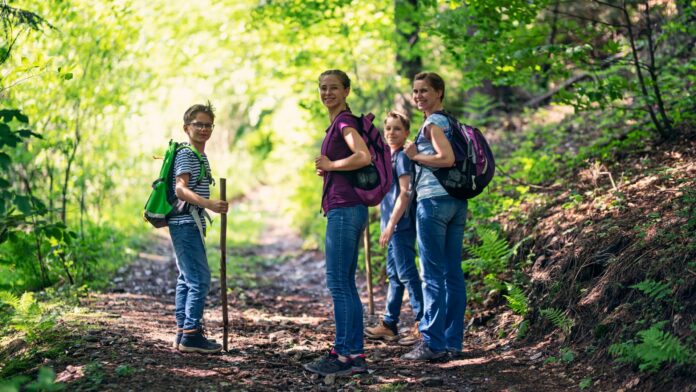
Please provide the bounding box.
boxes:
[61,101,81,224]
[643,1,673,136]
[394,0,422,117]
[622,1,666,138]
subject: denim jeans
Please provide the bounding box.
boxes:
[169,223,210,331]
[383,227,423,326]
[325,205,368,356]
[416,195,468,352]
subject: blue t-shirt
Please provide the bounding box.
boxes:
[380,149,415,233]
[414,113,452,201]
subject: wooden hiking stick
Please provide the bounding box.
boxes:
[219,178,229,352]
[364,217,374,315]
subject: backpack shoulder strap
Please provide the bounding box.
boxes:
[432,110,459,133]
[176,144,208,186]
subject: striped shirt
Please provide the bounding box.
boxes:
[167,145,211,229]
[415,113,452,201]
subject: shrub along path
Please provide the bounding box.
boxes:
[46,216,583,392]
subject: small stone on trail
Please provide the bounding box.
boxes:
[324,374,336,385]
[420,377,443,387]
[529,352,543,360]
[143,357,156,365]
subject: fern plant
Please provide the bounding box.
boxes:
[609,321,695,373]
[463,228,513,276]
[0,291,55,341]
[504,283,529,316]
[630,279,672,301]
[462,92,500,125]
[540,307,574,336]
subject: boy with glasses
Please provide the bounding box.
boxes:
[169,102,228,353]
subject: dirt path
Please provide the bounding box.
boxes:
[51,201,576,391]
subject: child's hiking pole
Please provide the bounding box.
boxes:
[363,214,374,315]
[219,178,229,352]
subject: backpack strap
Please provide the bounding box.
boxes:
[190,208,208,246]
[176,144,211,188]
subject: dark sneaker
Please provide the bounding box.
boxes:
[401,341,446,361]
[303,350,353,376]
[446,349,464,360]
[365,320,398,341]
[350,354,367,374]
[179,327,222,354]
[397,322,420,346]
[173,328,183,349]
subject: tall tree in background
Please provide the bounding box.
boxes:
[394,0,422,117]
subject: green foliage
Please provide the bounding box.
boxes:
[559,347,575,363]
[83,362,104,387]
[0,291,55,342]
[579,377,592,390]
[460,92,500,125]
[379,383,406,392]
[115,365,134,377]
[630,279,672,301]
[540,308,574,336]
[516,319,529,340]
[609,321,695,373]
[0,367,63,392]
[504,283,528,316]
[462,227,513,277]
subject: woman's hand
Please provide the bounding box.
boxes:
[403,140,417,160]
[379,224,395,248]
[316,169,325,177]
[315,155,334,172]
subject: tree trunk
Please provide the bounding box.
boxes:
[61,101,81,224]
[643,1,673,136]
[394,0,422,117]
[622,1,666,138]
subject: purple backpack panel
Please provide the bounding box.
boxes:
[321,112,392,208]
[353,113,392,206]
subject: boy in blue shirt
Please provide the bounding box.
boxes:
[365,111,423,346]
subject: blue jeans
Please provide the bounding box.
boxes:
[383,227,423,326]
[325,205,368,356]
[416,195,468,352]
[169,223,210,331]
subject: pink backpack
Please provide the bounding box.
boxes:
[321,112,392,207]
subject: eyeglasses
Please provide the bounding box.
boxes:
[188,122,215,130]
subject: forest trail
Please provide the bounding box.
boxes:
[52,188,576,392]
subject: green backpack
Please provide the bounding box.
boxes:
[143,140,207,228]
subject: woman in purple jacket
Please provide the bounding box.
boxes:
[303,70,372,377]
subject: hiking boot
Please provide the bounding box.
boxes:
[365,320,398,341]
[397,322,421,346]
[446,349,464,361]
[173,328,183,349]
[179,326,222,354]
[303,349,353,376]
[175,327,217,350]
[350,354,368,374]
[401,341,446,361]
